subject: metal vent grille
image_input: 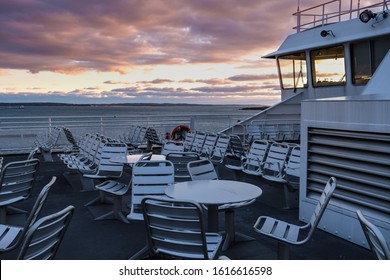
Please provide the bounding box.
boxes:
[307,128,390,214]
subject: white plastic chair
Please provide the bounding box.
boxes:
[253,177,337,259]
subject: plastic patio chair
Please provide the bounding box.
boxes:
[17,205,74,260]
[0,176,56,254]
[141,197,224,259]
[253,177,337,259]
[356,210,390,260]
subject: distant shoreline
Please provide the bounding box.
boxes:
[0,102,269,109]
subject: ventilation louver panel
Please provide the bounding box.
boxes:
[307,128,390,214]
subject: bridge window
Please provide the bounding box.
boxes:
[278,52,307,89]
[351,36,390,85]
[311,46,345,87]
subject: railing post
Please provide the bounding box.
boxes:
[190,116,195,131]
[100,117,104,134]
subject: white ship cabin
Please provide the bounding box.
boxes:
[223,0,390,248]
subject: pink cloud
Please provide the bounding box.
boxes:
[0,0,301,74]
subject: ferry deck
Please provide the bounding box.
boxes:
[0,151,375,260]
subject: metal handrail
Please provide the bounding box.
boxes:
[294,0,390,32]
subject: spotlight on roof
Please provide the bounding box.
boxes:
[320,30,335,38]
[359,9,377,23]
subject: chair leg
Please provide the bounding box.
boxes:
[222,209,235,251]
[283,184,299,209]
[277,242,290,260]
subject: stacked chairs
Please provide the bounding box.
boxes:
[58,134,103,169]
[63,134,104,172]
[143,127,163,151]
[262,145,300,208]
[120,125,148,151]
[60,134,128,191]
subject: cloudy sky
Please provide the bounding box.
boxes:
[0,0,329,105]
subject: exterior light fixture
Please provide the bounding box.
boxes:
[320,30,335,37]
[359,9,377,23]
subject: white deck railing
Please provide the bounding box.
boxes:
[294,0,390,32]
[0,114,246,152]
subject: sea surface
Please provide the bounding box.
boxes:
[1,104,258,118]
[0,104,260,151]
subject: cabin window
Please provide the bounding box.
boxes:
[311,46,345,87]
[278,53,307,89]
[351,36,390,85]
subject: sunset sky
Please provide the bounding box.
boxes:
[0,0,330,105]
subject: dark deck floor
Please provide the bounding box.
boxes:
[0,152,375,260]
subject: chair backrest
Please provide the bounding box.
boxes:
[285,145,301,188]
[17,205,74,260]
[242,140,271,172]
[161,141,184,155]
[304,177,337,242]
[62,127,79,148]
[209,134,230,164]
[145,127,162,145]
[0,176,56,253]
[356,210,390,260]
[128,160,174,220]
[27,147,40,160]
[94,143,128,178]
[228,135,246,158]
[142,197,215,259]
[199,132,218,158]
[183,131,196,151]
[262,142,290,176]
[190,131,207,154]
[187,159,218,181]
[166,152,200,182]
[0,158,40,203]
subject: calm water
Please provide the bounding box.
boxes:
[0,104,255,118]
[0,104,259,151]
